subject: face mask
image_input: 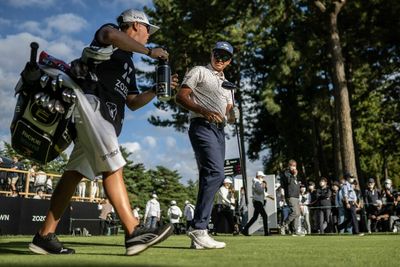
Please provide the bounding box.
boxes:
[289,166,296,171]
[300,188,306,193]
[320,182,326,187]
[385,184,391,189]
[368,184,374,189]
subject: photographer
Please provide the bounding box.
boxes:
[280,160,304,236]
[242,171,271,236]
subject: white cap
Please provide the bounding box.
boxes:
[384,179,392,184]
[184,200,190,205]
[118,9,160,35]
[170,200,176,205]
[152,193,158,199]
[223,178,232,184]
[256,171,266,177]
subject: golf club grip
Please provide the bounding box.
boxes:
[30,42,39,64]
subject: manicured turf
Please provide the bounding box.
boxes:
[0,234,399,266]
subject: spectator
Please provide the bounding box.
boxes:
[381,179,394,208]
[238,187,248,232]
[364,178,381,233]
[46,176,53,194]
[390,192,400,232]
[307,181,318,233]
[28,164,37,193]
[8,157,20,193]
[77,180,86,199]
[316,177,332,234]
[331,181,340,233]
[0,157,7,190]
[280,160,303,236]
[34,170,47,193]
[33,189,45,200]
[184,200,195,231]
[299,184,311,234]
[276,185,289,227]
[132,205,141,223]
[144,194,160,230]
[337,174,364,236]
[168,200,183,235]
[369,200,390,232]
[98,199,115,235]
[242,171,271,236]
[215,178,235,234]
[337,175,351,233]
[90,176,100,201]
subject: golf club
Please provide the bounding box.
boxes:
[221,80,248,205]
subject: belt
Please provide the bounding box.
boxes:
[190,117,226,129]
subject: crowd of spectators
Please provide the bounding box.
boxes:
[277,174,400,234]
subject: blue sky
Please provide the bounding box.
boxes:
[0,0,265,184]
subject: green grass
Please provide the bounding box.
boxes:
[0,234,399,267]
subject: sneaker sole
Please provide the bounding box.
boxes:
[126,224,174,256]
[187,232,225,249]
[29,243,50,255]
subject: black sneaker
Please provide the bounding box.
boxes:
[29,232,75,255]
[125,224,174,256]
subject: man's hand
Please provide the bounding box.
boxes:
[201,109,224,123]
[171,74,179,90]
[228,106,240,124]
[150,47,169,60]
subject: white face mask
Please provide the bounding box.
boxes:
[300,188,306,193]
[385,184,391,189]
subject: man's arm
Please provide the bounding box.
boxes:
[126,74,179,111]
[96,26,168,59]
[176,86,224,122]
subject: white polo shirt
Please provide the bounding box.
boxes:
[182,64,233,120]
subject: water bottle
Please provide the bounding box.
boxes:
[156,58,171,101]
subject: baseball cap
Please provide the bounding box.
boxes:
[170,200,176,205]
[384,179,392,184]
[151,193,158,199]
[184,200,190,205]
[223,178,233,184]
[213,41,234,55]
[118,9,160,35]
[256,171,266,177]
[368,178,375,183]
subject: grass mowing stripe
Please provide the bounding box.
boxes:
[0,235,399,266]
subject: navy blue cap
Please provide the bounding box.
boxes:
[213,41,233,55]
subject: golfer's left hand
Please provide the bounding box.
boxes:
[171,74,179,90]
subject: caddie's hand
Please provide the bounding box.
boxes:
[202,109,224,123]
[171,74,179,90]
[150,47,169,60]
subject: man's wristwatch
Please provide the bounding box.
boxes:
[146,47,152,57]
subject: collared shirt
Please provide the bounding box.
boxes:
[252,178,266,203]
[182,64,233,120]
[341,181,357,202]
[217,186,231,206]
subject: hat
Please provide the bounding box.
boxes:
[118,9,160,35]
[151,193,158,199]
[184,200,190,205]
[223,178,232,184]
[256,171,266,177]
[368,178,375,183]
[170,200,176,205]
[384,179,392,184]
[213,41,234,55]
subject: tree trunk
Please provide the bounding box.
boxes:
[332,97,343,179]
[327,1,358,182]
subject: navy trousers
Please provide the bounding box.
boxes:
[189,119,225,230]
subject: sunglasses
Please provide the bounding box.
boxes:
[213,50,232,62]
[138,22,150,34]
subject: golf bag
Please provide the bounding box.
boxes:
[10,42,79,164]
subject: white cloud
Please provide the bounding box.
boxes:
[7,0,55,8]
[16,13,88,39]
[165,136,176,148]
[144,136,157,148]
[0,18,12,26]
[122,141,141,154]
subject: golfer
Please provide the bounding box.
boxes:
[176,41,239,249]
